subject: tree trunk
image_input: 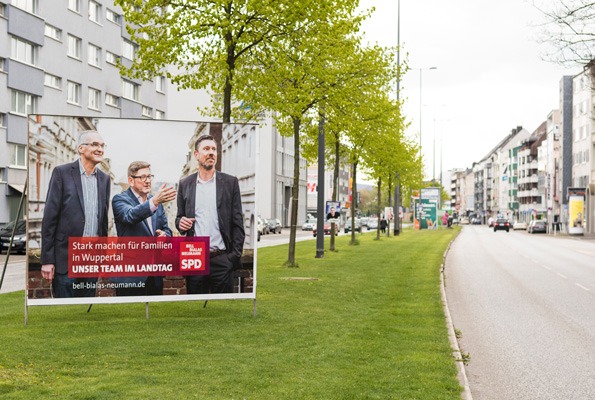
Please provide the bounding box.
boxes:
[350,162,358,245]
[286,117,301,267]
[387,178,392,237]
[376,177,382,240]
[223,31,235,123]
[330,131,340,251]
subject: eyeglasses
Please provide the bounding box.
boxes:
[131,174,155,182]
[82,142,107,149]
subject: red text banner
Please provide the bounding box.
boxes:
[68,236,210,278]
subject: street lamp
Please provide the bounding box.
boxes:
[393,0,401,236]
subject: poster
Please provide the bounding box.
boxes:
[27,115,257,305]
[414,199,437,230]
[568,195,584,235]
[384,207,394,221]
[325,201,341,222]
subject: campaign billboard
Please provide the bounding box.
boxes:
[26,115,257,306]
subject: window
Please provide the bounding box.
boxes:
[155,110,165,120]
[0,58,5,72]
[142,106,152,117]
[11,0,37,13]
[68,0,80,13]
[88,88,101,110]
[106,51,119,65]
[106,93,120,107]
[106,9,121,25]
[67,35,81,59]
[122,80,139,101]
[89,1,100,23]
[11,90,36,115]
[9,144,26,167]
[67,81,81,104]
[0,4,6,16]
[44,73,61,89]
[122,39,137,60]
[11,37,36,65]
[156,76,165,93]
[0,113,6,127]
[88,44,101,67]
[44,24,62,41]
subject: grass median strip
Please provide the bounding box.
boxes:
[0,227,461,399]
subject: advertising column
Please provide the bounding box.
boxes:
[568,191,585,235]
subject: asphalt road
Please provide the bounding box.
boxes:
[0,254,27,294]
[445,225,595,400]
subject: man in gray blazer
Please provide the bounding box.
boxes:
[112,161,176,296]
[175,135,245,294]
[41,130,110,298]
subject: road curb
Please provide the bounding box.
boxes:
[441,237,473,400]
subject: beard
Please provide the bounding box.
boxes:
[199,157,215,170]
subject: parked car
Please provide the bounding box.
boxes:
[493,218,511,232]
[359,217,369,228]
[512,221,527,230]
[367,218,378,230]
[257,217,265,241]
[266,218,282,234]
[301,218,316,231]
[344,217,362,233]
[527,220,547,234]
[0,220,27,254]
[313,222,338,237]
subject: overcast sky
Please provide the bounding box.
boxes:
[359,0,577,181]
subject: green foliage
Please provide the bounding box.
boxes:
[0,229,462,399]
[116,0,298,121]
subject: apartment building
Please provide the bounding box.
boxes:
[517,124,547,220]
[571,68,594,232]
[0,0,168,225]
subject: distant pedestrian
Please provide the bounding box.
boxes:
[441,211,449,227]
[380,218,387,233]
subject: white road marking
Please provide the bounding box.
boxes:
[557,272,568,279]
[575,283,590,292]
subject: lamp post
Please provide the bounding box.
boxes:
[393,0,401,236]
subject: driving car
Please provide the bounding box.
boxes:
[344,217,362,233]
[0,220,27,254]
[313,222,338,237]
[493,218,511,232]
[266,218,282,234]
[527,220,547,234]
[301,218,316,231]
[512,221,527,230]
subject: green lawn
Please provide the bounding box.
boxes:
[1,228,461,399]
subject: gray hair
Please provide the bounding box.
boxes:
[77,130,101,147]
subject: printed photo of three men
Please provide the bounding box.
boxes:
[26,115,257,305]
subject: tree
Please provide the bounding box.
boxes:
[242,1,365,266]
[116,0,292,122]
[534,0,595,66]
